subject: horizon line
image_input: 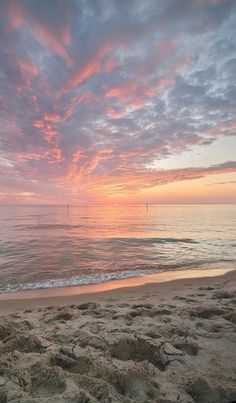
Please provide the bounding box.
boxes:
[0,202,236,207]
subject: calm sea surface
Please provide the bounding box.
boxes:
[0,205,235,293]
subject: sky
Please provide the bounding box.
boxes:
[0,0,236,205]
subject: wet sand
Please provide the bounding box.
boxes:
[0,269,236,402]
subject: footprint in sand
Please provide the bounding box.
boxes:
[30,363,66,397]
[188,306,227,319]
[212,290,235,299]
[109,335,184,371]
[172,336,199,356]
[184,376,236,403]
[3,333,47,354]
[49,346,94,375]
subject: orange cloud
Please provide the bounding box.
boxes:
[61,161,235,202]
[86,162,236,199]
[16,146,63,163]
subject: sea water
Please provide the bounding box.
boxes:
[0,204,235,293]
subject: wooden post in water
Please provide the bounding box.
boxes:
[67,202,70,215]
[146,203,149,212]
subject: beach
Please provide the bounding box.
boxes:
[1,0,236,400]
[0,269,235,402]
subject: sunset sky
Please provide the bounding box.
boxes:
[0,0,236,204]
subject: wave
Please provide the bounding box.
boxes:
[14,224,82,230]
[12,227,199,244]
[0,269,159,293]
[1,258,234,294]
[116,237,199,244]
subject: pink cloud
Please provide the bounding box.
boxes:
[8,0,73,67]
[171,56,193,72]
[33,119,59,143]
[106,82,136,99]
[14,59,39,92]
[62,60,101,92]
[145,77,176,97]
[86,162,236,197]
[18,59,38,77]
[203,120,236,138]
[105,76,175,109]
[7,0,23,29]
[44,113,62,122]
[107,108,128,119]
[58,4,71,46]
[62,149,113,184]
[16,146,63,163]
[78,91,96,106]
[59,39,119,94]
[156,41,177,54]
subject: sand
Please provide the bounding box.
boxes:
[0,269,235,402]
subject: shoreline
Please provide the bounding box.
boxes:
[0,267,234,314]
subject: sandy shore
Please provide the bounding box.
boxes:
[0,269,236,402]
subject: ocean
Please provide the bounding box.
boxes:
[0,204,235,293]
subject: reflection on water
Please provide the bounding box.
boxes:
[0,205,235,293]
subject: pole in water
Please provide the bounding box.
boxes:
[146,203,148,212]
[67,202,70,215]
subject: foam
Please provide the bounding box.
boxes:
[0,269,161,293]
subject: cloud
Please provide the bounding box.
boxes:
[206,180,236,186]
[86,161,236,197]
[7,0,73,67]
[0,0,235,203]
